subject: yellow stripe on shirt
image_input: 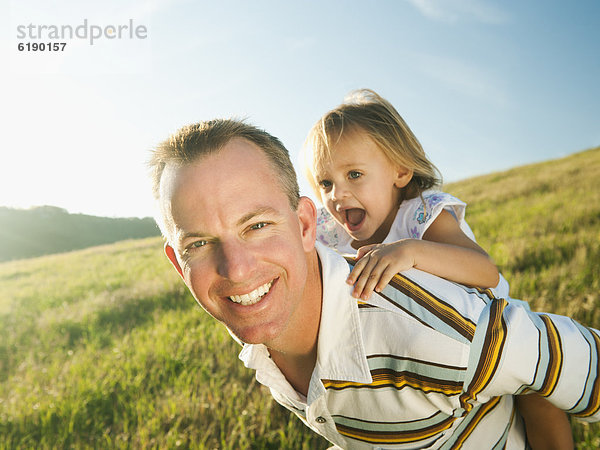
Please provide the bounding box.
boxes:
[538,314,564,397]
[459,299,508,413]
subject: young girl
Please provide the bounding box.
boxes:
[304,89,573,450]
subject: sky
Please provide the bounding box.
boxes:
[1,0,598,218]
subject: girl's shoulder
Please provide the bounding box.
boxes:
[391,191,469,241]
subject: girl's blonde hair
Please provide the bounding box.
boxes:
[304,89,442,203]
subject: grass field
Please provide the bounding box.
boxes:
[1,147,599,448]
[0,206,159,263]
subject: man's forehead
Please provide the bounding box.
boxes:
[159,142,292,241]
[159,162,182,200]
[160,139,271,190]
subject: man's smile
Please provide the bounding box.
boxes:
[228,279,274,306]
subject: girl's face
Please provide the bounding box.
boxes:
[314,128,412,248]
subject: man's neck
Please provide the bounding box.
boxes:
[269,347,317,397]
[268,250,323,396]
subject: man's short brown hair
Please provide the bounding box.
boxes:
[149,119,300,239]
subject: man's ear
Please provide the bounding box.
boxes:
[296,196,317,252]
[394,166,414,189]
[164,243,184,279]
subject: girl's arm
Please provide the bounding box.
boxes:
[418,209,499,285]
[347,210,499,300]
[515,394,574,450]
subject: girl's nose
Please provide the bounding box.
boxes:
[331,182,349,201]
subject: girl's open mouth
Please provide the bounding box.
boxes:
[345,208,366,231]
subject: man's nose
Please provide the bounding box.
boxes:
[216,240,255,282]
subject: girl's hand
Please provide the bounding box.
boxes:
[347,240,416,300]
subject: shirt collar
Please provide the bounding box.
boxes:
[312,242,372,384]
[239,242,372,402]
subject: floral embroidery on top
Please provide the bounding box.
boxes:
[416,210,429,224]
[426,193,446,210]
[409,226,419,239]
[413,203,429,225]
[412,193,446,225]
[316,208,339,249]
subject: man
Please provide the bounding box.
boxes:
[150,119,599,448]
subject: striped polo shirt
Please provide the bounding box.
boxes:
[239,243,600,449]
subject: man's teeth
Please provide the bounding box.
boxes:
[229,281,273,306]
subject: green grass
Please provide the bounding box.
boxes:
[0,206,159,262]
[1,147,599,448]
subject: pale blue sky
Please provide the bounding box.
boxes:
[1,0,598,218]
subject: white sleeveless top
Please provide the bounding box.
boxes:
[316,190,510,298]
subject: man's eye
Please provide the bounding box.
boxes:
[250,222,268,230]
[348,171,362,179]
[188,240,207,250]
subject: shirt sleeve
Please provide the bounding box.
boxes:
[400,192,475,241]
[460,298,600,421]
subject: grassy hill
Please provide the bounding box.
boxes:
[0,206,160,262]
[0,147,599,448]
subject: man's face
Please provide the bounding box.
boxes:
[160,138,317,347]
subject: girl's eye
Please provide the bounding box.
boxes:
[349,171,362,179]
[318,180,332,189]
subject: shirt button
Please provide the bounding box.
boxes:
[315,416,327,424]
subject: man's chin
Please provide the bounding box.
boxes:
[226,325,282,347]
